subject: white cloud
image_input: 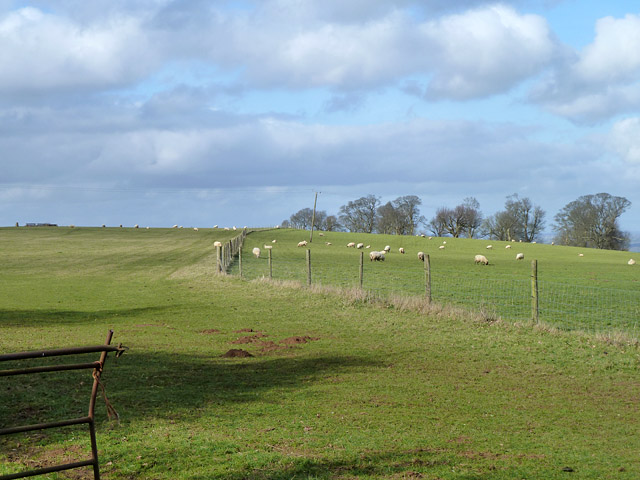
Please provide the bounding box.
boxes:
[0,7,157,92]
[609,118,640,165]
[531,13,640,123]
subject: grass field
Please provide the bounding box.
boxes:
[236,229,640,336]
[1,226,639,479]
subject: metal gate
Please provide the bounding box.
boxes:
[0,330,127,479]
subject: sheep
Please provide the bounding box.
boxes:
[224,227,230,231]
[474,254,489,265]
[347,242,356,248]
[365,245,370,249]
[252,247,260,258]
[325,242,332,245]
[420,234,426,238]
[356,243,364,249]
[628,259,636,265]
[486,245,493,250]
[272,239,277,243]
[417,251,425,261]
[297,240,308,247]
[213,241,222,247]
[505,245,512,249]
[428,236,432,240]
[233,226,237,231]
[383,245,391,252]
[193,227,199,231]
[516,253,524,260]
[369,251,385,262]
[442,241,447,244]
[319,233,324,237]
[146,226,150,230]
[399,247,405,254]
[439,245,445,250]
[172,225,178,228]
[213,224,218,229]
[102,224,106,228]
[551,241,555,245]
[578,253,584,257]
[134,224,139,229]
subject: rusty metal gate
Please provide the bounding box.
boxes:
[0,330,127,479]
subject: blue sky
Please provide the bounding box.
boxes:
[1,0,639,237]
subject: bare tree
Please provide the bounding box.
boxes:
[429,198,481,238]
[483,194,545,242]
[339,195,380,233]
[554,193,631,250]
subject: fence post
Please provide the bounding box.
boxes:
[306,249,311,286]
[268,248,273,280]
[216,246,222,274]
[425,254,431,304]
[531,259,539,323]
[359,251,364,289]
[239,245,243,277]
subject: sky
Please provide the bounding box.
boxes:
[1,0,640,237]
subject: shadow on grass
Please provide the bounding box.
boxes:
[1,350,382,428]
[0,306,176,327]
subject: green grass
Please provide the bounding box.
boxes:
[237,229,640,336]
[1,226,640,479]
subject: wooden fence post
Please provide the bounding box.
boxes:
[531,259,539,323]
[216,246,222,274]
[268,248,273,280]
[306,249,311,286]
[239,245,243,277]
[425,254,431,304]
[359,251,364,289]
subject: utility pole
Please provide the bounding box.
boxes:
[309,191,319,243]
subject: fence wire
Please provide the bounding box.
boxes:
[226,247,639,338]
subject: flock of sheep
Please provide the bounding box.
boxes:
[243,235,636,266]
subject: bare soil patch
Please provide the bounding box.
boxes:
[221,349,253,358]
[280,336,319,345]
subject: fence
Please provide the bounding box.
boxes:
[216,228,248,273]
[223,246,639,338]
[0,330,127,480]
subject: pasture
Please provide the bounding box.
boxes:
[1,226,639,479]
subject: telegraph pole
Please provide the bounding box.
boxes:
[309,191,319,243]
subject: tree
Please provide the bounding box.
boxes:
[339,195,380,233]
[429,197,482,238]
[377,202,399,235]
[483,194,545,242]
[393,195,425,236]
[553,193,631,250]
[288,208,314,229]
[324,215,342,232]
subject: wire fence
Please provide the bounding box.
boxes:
[218,241,639,339]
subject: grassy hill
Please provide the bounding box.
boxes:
[1,226,639,479]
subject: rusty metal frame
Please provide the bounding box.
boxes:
[0,330,127,480]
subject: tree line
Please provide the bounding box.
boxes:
[282,192,632,251]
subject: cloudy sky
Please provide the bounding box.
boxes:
[2,0,640,235]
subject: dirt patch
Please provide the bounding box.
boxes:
[221,349,253,358]
[258,341,289,353]
[199,329,221,334]
[232,333,268,344]
[234,328,257,333]
[280,336,319,345]
[4,444,89,479]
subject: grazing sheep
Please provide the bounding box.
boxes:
[399,247,405,254]
[369,251,385,262]
[428,236,432,240]
[551,241,555,245]
[417,251,425,261]
[474,254,489,265]
[298,241,308,247]
[213,241,222,247]
[325,242,332,245]
[233,226,237,231]
[578,253,584,257]
[252,247,260,258]
[516,253,524,260]
[356,243,364,249]
[365,245,370,249]
[628,259,636,265]
[439,245,445,250]
[532,241,537,244]
[276,225,280,229]
[193,227,199,231]
[486,245,493,250]
[224,227,230,231]
[319,233,324,236]
[134,224,139,229]
[102,224,106,228]
[172,225,178,228]
[213,224,218,228]
[442,241,447,244]
[421,234,426,238]
[383,245,391,252]
[146,227,150,230]
[505,245,512,249]
[347,242,356,248]
[272,239,277,243]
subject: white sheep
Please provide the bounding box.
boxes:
[365,245,370,249]
[369,251,385,262]
[271,239,277,243]
[439,245,445,250]
[516,253,524,260]
[298,241,308,247]
[474,254,489,265]
[417,251,425,261]
[356,243,364,249]
[505,245,511,249]
[172,225,178,228]
[193,227,199,231]
[442,241,447,244]
[325,242,332,245]
[383,245,391,252]
[233,226,237,231]
[134,224,139,229]
[252,247,260,258]
[213,241,222,247]
[486,245,493,249]
[428,236,432,240]
[318,233,324,236]
[628,259,636,265]
[347,242,356,248]
[213,224,218,228]
[399,247,405,254]
[578,253,584,257]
